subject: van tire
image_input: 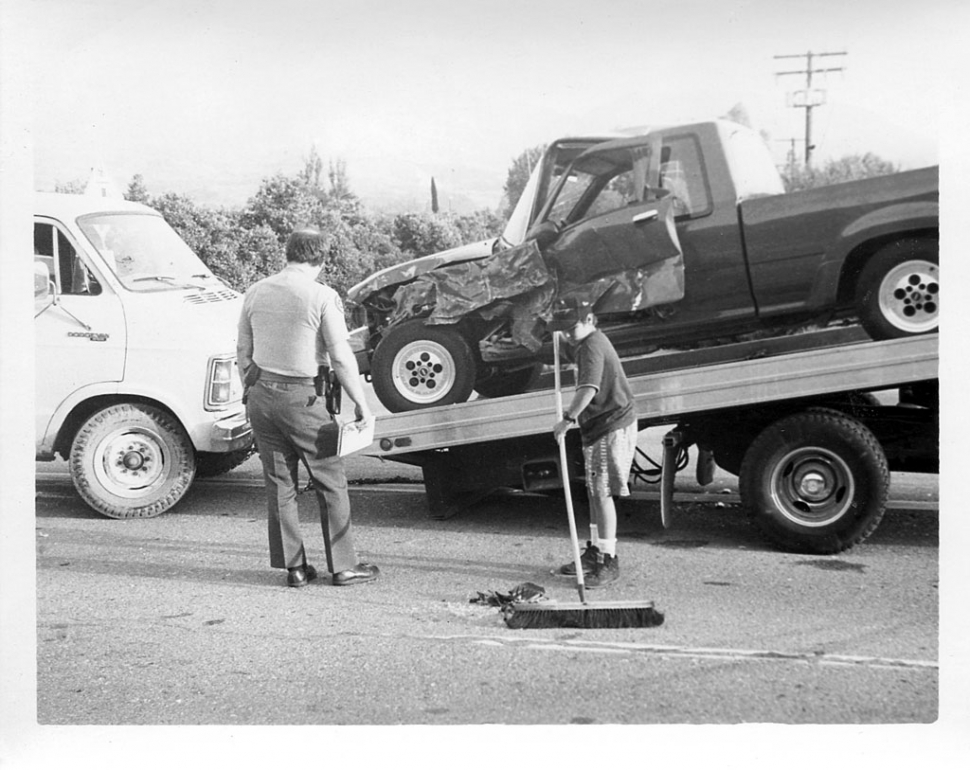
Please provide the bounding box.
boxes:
[70,404,196,519]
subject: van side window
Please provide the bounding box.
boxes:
[33,222,101,296]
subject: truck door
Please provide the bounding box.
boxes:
[653,133,755,329]
[34,218,127,452]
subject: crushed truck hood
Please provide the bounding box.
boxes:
[347,238,496,303]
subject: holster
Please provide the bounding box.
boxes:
[315,365,342,416]
[242,364,261,405]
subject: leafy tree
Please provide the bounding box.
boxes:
[299,145,324,191]
[125,174,150,203]
[391,212,464,258]
[328,160,357,206]
[240,173,327,243]
[453,209,504,243]
[503,145,545,219]
[782,153,901,192]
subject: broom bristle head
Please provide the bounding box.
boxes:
[503,601,664,629]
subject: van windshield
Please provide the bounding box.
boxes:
[77,212,214,292]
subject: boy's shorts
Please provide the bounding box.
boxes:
[582,421,638,498]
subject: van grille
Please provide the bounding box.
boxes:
[184,289,240,304]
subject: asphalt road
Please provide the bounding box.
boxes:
[33,447,940,726]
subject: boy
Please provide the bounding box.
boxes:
[550,296,638,587]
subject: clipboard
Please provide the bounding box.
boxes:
[319,418,375,458]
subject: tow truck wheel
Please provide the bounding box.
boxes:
[856,238,938,339]
[70,404,196,519]
[372,320,477,412]
[739,408,888,554]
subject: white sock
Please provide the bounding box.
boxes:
[598,538,617,557]
[589,524,599,547]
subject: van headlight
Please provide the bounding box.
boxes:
[206,355,243,409]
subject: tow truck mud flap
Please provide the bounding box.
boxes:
[660,430,682,528]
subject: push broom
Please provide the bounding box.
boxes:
[503,331,664,629]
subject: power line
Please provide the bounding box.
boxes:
[774,51,847,167]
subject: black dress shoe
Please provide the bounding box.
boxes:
[332,562,380,586]
[287,564,318,588]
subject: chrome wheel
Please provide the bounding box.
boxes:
[876,259,939,334]
[390,339,458,405]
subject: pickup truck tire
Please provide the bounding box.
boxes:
[856,239,939,339]
[69,404,196,519]
[739,408,889,554]
[475,364,542,399]
[372,320,477,412]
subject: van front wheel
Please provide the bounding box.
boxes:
[70,404,196,519]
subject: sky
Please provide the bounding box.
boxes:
[4,0,967,213]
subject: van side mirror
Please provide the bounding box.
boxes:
[34,260,52,304]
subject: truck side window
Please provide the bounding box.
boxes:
[33,222,101,296]
[658,137,712,218]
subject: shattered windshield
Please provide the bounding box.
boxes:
[500,139,610,247]
[77,213,214,292]
[541,142,653,228]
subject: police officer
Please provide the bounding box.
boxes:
[238,227,379,588]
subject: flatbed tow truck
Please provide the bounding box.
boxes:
[366,327,938,554]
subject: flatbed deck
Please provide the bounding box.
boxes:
[369,329,938,457]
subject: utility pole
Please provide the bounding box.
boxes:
[774,50,846,167]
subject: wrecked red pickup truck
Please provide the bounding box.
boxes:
[347,120,939,413]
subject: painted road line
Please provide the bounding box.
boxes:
[446,635,938,670]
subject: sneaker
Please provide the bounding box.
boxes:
[558,541,599,576]
[585,554,620,588]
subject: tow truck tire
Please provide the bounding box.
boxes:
[856,238,938,339]
[739,408,888,554]
[372,320,477,412]
[475,364,542,399]
[70,404,196,519]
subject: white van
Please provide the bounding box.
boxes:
[33,192,252,518]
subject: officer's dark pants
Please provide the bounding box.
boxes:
[247,376,358,573]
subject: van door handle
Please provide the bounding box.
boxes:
[633,210,658,224]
